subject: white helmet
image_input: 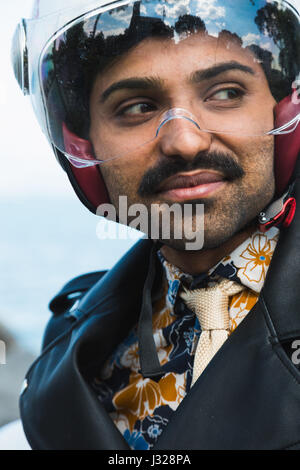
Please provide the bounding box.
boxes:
[11,0,300,213]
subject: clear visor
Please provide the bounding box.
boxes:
[32,0,300,166]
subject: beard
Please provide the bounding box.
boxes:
[156,185,268,252]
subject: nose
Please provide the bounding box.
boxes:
[157,116,212,162]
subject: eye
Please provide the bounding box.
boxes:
[207,88,245,102]
[119,102,157,116]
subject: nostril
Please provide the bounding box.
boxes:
[158,125,212,162]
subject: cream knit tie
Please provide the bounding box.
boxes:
[180,278,245,386]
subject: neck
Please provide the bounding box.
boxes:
[161,222,257,275]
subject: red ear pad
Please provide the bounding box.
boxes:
[69,165,110,210]
[274,95,300,196]
[62,123,110,211]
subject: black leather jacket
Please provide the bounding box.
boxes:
[20,177,300,450]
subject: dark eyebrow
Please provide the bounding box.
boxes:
[190,61,256,83]
[100,61,256,103]
[100,76,164,103]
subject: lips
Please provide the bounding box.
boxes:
[158,171,225,192]
[155,170,226,201]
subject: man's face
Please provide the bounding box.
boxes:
[89,32,276,250]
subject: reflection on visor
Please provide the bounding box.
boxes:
[38,0,300,166]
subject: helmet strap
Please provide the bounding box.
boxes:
[258,183,296,232]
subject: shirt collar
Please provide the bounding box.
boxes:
[158,226,280,305]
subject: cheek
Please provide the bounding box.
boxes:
[247,138,274,173]
[238,137,275,196]
[227,136,274,172]
[100,160,145,207]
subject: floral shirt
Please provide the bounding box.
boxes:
[91,227,279,450]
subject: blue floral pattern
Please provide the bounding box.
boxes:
[123,430,149,450]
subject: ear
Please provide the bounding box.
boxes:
[274,94,300,196]
[61,123,110,211]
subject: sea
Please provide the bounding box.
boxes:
[0,196,143,355]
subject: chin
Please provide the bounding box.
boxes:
[159,215,256,253]
[158,232,227,252]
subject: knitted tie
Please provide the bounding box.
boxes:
[180,278,245,386]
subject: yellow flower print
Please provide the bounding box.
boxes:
[229,290,259,332]
[113,373,183,431]
[159,373,179,403]
[153,307,174,330]
[160,373,186,410]
[120,342,140,372]
[113,376,161,422]
[236,233,276,286]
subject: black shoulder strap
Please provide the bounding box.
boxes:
[49,271,107,316]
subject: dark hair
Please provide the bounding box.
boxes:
[46,9,207,139]
[44,3,299,140]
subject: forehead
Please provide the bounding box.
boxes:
[96,32,266,89]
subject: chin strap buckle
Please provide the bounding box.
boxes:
[258,185,296,233]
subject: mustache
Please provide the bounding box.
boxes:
[138,151,245,197]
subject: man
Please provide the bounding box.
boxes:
[12,0,300,449]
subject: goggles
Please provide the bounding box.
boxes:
[13,0,300,168]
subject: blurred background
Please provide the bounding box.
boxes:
[0,0,141,442]
[1,0,300,449]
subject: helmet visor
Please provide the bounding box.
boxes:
[37,0,300,167]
